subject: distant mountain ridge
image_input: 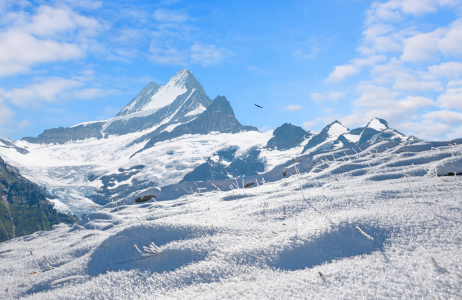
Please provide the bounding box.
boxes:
[0,68,422,217]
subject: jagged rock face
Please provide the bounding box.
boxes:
[265,123,311,150]
[302,120,348,153]
[358,118,389,144]
[0,156,77,243]
[22,69,212,144]
[0,138,28,154]
[134,96,258,155]
[22,122,105,145]
[115,82,161,117]
[181,147,264,182]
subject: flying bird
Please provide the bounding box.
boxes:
[255,104,263,108]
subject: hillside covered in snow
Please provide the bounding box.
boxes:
[0,139,461,299]
[0,69,418,218]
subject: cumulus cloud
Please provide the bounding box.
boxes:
[326,55,387,82]
[425,110,462,125]
[281,105,303,111]
[0,77,118,107]
[302,118,321,129]
[428,62,462,78]
[322,0,462,139]
[437,87,462,109]
[0,5,102,77]
[326,65,360,82]
[0,77,82,107]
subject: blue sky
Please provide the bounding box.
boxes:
[1,0,462,141]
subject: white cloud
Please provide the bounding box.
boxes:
[439,19,462,57]
[0,30,83,76]
[0,77,82,107]
[311,93,326,102]
[281,105,303,111]
[428,62,462,78]
[401,31,441,62]
[55,0,103,10]
[25,6,101,38]
[191,44,227,66]
[311,91,346,103]
[0,5,103,77]
[149,43,187,65]
[326,65,360,82]
[154,9,188,23]
[18,119,32,128]
[326,55,387,83]
[437,87,462,109]
[328,91,346,101]
[425,110,462,124]
[74,88,119,100]
[302,118,321,129]
[0,99,14,125]
[0,77,118,107]
[322,0,462,140]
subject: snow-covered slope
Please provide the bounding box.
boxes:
[0,70,415,217]
[1,140,461,299]
[302,121,348,153]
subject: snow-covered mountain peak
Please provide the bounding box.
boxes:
[326,120,348,137]
[116,68,205,117]
[365,118,388,131]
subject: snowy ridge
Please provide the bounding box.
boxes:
[141,69,189,112]
[1,139,461,299]
[2,117,413,217]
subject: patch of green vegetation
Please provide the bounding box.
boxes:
[0,201,13,241]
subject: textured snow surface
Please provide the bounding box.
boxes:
[1,142,461,299]
[185,104,206,117]
[327,123,348,137]
[367,119,387,131]
[0,131,276,215]
[141,69,188,112]
[343,133,360,143]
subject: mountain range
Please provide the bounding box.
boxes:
[0,69,421,218]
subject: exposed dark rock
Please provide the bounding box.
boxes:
[0,156,78,243]
[332,134,356,148]
[181,147,264,182]
[302,120,345,153]
[0,138,29,154]
[22,122,104,145]
[265,123,311,150]
[358,118,389,144]
[116,82,161,117]
[135,195,156,202]
[133,96,258,157]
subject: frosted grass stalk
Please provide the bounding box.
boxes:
[418,189,425,202]
[133,203,146,222]
[405,175,418,202]
[292,158,306,202]
[29,250,41,273]
[5,288,12,300]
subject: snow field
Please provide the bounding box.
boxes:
[0,141,461,299]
